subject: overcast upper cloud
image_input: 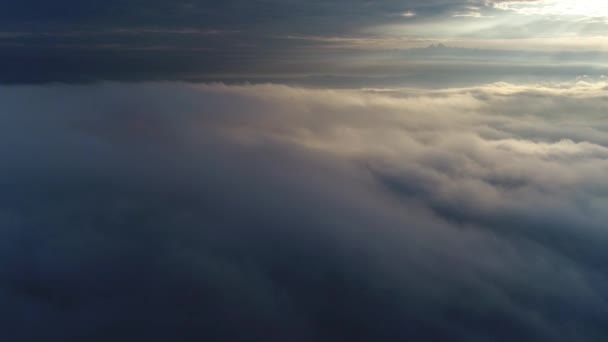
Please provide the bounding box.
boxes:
[1,81,607,341]
[2,0,608,84]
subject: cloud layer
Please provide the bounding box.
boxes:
[4,0,608,84]
[1,81,607,341]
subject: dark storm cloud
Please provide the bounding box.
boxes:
[1,0,468,31]
[2,39,607,86]
[0,0,495,83]
[3,0,606,83]
[1,82,607,341]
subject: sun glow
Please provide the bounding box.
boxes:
[497,0,608,19]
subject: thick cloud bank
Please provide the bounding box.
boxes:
[1,81,607,341]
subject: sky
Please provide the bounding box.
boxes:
[2,1,608,341]
[2,0,608,84]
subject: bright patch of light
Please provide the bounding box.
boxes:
[497,0,608,19]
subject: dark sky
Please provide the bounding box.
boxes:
[3,0,608,84]
[0,0,447,82]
